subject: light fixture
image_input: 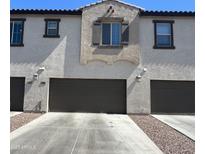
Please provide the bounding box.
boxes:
[33,73,39,80]
[39,66,45,71]
[136,68,147,80]
[136,75,142,79]
[36,66,45,75]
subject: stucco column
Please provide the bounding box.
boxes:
[127,74,150,114]
[23,76,49,112]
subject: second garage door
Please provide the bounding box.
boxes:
[49,78,126,114]
[151,80,195,114]
[10,77,25,111]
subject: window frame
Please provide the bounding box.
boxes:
[153,20,175,49]
[101,22,122,47]
[10,18,26,47]
[44,19,60,38]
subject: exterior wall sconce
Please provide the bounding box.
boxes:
[37,66,45,74]
[33,73,39,81]
[136,68,147,80]
[33,66,45,81]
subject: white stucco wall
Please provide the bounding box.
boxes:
[139,16,195,81]
[132,16,195,113]
[11,14,83,111]
[10,6,195,114]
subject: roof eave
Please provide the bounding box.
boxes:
[139,10,195,17]
[10,9,82,15]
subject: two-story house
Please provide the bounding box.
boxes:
[10,0,195,114]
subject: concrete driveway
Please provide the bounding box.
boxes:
[11,113,162,154]
[152,115,195,140]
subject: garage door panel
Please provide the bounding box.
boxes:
[151,80,195,114]
[10,77,25,111]
[49,79,126,114]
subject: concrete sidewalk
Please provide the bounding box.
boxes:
[11,113,162,154]
[152,115,195,140]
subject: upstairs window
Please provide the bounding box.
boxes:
[92,18,129,48]
[10,19,25,46]
[153,20,175,49]
[44,19,60,38]
[102,23,121,46]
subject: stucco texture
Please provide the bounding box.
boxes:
[80,0,140,65]
[10,1,195,114]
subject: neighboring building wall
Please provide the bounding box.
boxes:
[10,4,195,114]
[136,16,195,113]
[139,16,195,81]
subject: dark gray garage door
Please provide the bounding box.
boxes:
[49,78,126,114]
[151,80,195,114]
[10,77,25,111]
